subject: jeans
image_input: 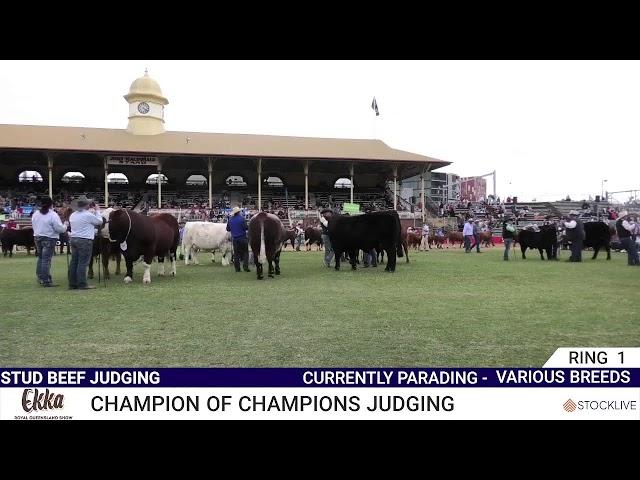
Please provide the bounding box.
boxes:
[68,237,93,288]
[464,235,473,252]
[471,233,481,252]
[503,238,513,260]
[35,236,57,285]
[295,234,304,251]
[569,239,583,262]
[322,234,334,266]
[363,249,377,267]
[620,237,640,265]
[233,238,249,271]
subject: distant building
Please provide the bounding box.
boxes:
[459,177,486,202]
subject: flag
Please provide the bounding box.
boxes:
[371,97,379,116]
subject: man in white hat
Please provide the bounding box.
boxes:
[226,206,250,272]
[68,195,104,289]
[615,210,639,266]
[563,210,585,262]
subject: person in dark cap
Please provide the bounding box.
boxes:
[563,210,585,262]
[319,208,334,267]
[31,196,68,286]
[68,195,104,290]
[502,215,516,261]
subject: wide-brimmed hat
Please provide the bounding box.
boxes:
[618,210,628,218]
[70,194,93,210]
[320,208,333,215]
[230,206,241,216]
[569,210,580,216]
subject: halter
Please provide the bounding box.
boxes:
[123,209,132,244]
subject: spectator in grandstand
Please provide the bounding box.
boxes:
[68,195,104,290]
[320,208,334,267]
[31,196,68,287]
[502,216,516,260]
[226,206,250,272]
[616,211,639,266]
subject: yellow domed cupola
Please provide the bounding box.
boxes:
[124,69,169,135]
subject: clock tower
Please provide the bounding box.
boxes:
[124,69,169,135]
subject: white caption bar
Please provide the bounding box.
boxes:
[543,348,640,368]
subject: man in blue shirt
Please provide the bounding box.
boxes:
[68,195,104,290]
[226,207,250,272]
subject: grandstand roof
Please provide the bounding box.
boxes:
[0,124,449,167]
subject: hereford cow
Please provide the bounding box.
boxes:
[106,209,179,284]
[329,210,403,272]
[1,227,35,257]
[428,234,446,249]
[304,226,323,251]
[182,221,232,266]
[406,231,422,250]
[583,221,612,260]
[88,208,121,280]
[282,228,296,250]
[479,231,495,247]
[248,212,286,280]
[447,231,464,248]
[518,224,557,260]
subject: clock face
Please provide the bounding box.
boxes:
[138,102,150,114]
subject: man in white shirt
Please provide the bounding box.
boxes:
[31,196,68,287]
[463,218,474,253]
[68,195,104,290]
[420,223,430,251]
[615,210,639,266]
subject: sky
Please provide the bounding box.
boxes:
[1,60,639,202]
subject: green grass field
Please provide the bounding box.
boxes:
[1,246,638,367]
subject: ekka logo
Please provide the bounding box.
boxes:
[21,388,65,413]
[563,399,577,412]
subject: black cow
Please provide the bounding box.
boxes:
[249,212,287,280]
[583,221,612,260]
[88,237,122,280]
[328,210,403,272]
[518,225,557,260]
[304,226,323,251]
[1,227,35,257]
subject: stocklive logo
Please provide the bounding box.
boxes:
[22,388,64,412]
[563,399,577,412]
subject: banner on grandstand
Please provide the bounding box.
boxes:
[342,203,360,214]
[107,156,159,166]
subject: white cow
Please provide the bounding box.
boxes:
[182,221,232,266]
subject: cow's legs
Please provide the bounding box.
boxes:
[158,256,165,276]
[404,242,409,263]
[211,251,216,263]
[88,256,94,279]
[256,262,264,280]
[192,248,199,265]
[221,248,230,266]
[539,248,545,260]
[274,250,281,275]
[268,258,275,278]
[114,249,121,275]
[606,246,611,260]
[591,247,599,260]
[124,256,134,283]
[334,249,342,271]
[521,245,527,259]
[184,244,191,265]
[349,249,357,270]
[385,246,397,272]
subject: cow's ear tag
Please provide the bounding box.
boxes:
[120,241,127,251]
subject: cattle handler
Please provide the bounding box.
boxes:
[227,206,250,272]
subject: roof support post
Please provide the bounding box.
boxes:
[257,158,262,212]
[103,156,109,207]
[208,157,215,209]
[157,159,162,209]
[350,163,354,204]
[304,160,309,211]
[393,165,398,211]
[46,153,54,199]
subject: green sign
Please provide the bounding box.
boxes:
[342,203,360,214]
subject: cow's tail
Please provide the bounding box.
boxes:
[396,214,404,258]
[258,221,266,264]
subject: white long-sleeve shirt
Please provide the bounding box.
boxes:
[31,210,67,239]
[69,209,103,240]
[463,223,474,236]
[621,219,635,233]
